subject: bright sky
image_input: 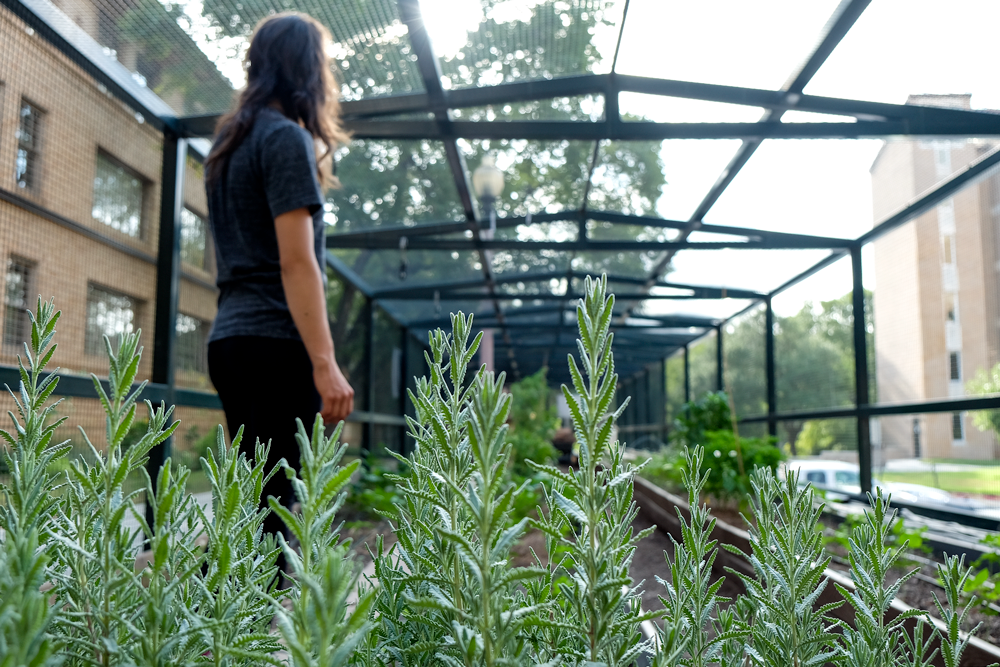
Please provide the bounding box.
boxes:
[173,0,1000,319]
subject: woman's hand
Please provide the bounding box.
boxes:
[313,358,354,424]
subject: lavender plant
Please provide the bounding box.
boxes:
[526,279,657,666]
[0,300,364,667]
[729,467,841,667]
[363,313,545,667]
[654,445,735,667]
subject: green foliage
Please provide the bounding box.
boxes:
[826,509,932,571]
[654,446,735,667]
[362,310,541,667]
[731,467,841,667]
[968,362,1000,440]
[4,291,1000,667]
[670,391,732,448]
[645,431,784,505]
[343,453,405,521]
[724,290,875,452]
[658,445,998,667]
[507,367,559,476]
[0,299,364,667]
[528,276,656,665]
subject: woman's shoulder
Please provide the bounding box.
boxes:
[254,108,312,144]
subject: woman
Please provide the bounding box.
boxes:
[204,12,354,546]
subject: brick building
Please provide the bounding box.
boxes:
[0,0,225,446]
[871,94,1000,460]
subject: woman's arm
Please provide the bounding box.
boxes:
[275,207,354,424]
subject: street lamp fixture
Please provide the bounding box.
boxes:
[472,155,504,231]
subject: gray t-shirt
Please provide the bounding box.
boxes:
[207,108,325,343]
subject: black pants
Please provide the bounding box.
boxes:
[208,336,321,546]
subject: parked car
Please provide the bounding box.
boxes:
[781,459,966,509]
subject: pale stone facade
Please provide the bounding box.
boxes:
[871,94,1000,460]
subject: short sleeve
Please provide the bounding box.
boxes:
[260,124,324,219]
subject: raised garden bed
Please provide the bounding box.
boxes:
[633,476,1000,666]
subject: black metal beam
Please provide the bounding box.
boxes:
[330,237,853,251]
[388,290,759,302]
[632,0,873,321]
[738,394,1000,423]
[715,325,724,392]
[323,118,1000,141]
[851,246,872,494]
[397,0,517,377]
[152,132,186,387]
[176,66,1000,136]
[765,296,776,438]
[329,211,568,243]
[148,132,185,538]
[857,144,1000,246]
[683,345,691,404]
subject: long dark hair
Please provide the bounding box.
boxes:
[206,12,349,186]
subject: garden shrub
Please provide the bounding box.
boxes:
[506,367,559,476]
[670,390,732,449]
[644,430,783,505]
[0,285,997,667]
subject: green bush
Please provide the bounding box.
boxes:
[506,366,559,475]
[671,390,732,448]
[646,430,784,505]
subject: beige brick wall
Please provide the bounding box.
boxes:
[0,4,218,438]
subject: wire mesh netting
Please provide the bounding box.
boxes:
[771,255,857,418]
[722,305,767,420]
[688,330,718,400]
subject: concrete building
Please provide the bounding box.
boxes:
[0,0,223,444]
[870,94,1000,460]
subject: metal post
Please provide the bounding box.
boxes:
[683,345,691,404]
[716,325,724,392]
[852,245,873,494]
[399,326,408,455]
[148,132,186,533]
[765,296,777,438]
[364,298,376,454]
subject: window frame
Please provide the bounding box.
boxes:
[3,255,36,350]
[15,98,44,191]
[84,282,140,357]
[174,311,208,375]
[91,149,148,239]
[179,206,210,270]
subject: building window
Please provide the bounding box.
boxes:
[15,99,43,190]
[952,412,965,441]
[3,257,34,349]
[92,152,144,237]
[180,208,208,269]
[945,293,958,322]
[942,235,956,265]
[85,284,137,356]
[949,352,961,381]
[175,313,207,374]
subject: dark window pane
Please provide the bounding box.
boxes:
[92,153,144,237]
[15,100,42,190]
[952,412,964,440]
[85,284,137,356]
[949,352,961,381]
[180,208,207,268]
[3,257,34,348]
[175,313,207,374]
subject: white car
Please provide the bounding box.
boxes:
[782,459,957,507]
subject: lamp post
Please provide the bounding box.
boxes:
[471,155,504,372]
[472,155,504,234]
